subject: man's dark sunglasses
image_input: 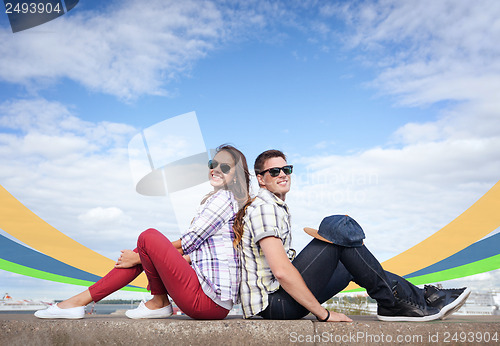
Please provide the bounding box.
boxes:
[258,165,293,177]
[208,159,232,174]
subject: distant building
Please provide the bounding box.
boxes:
[455,291,499,316]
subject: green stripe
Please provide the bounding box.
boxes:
[0,258,148,292]
[405,253,500,286]
[344,254,500,293]
[3,252,498,295]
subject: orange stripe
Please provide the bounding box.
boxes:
[0,184,147,288]
[344,179,500,290]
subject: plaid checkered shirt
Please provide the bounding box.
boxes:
[181,189,240,308]
[239,188,293,318]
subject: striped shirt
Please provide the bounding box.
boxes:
[239,188,293,318]
[181,189,240,309]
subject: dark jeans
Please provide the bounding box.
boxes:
[259,239,424,319]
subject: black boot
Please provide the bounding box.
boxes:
[377,282,441,322]
[424,285,471,320]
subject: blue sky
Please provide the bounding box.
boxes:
[1,0,499,300]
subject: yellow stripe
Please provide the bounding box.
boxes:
[382,179,500,274]
[344,179,500,291]
[0,184,147,288]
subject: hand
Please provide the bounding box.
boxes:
[327,310,352,322]
[183,254,191,264]
[115,249,141,268]
[171,239,184,255]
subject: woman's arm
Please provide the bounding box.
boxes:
[115,240,188,268]
[171,239,184,255]
[181,191,234,254]
[172,238,191,263]
[115,249,141,268]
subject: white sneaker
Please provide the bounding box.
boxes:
[125,301,173,319]
[34,303,85,319]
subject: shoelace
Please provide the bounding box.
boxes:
[394,287,425,309]
[397,296,425,308]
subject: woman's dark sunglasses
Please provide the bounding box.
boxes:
[208,159,232,174]
[258,165,293,177]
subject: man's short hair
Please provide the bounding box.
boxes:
[254,149,287,175]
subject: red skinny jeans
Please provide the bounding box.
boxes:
[88,228,229,319]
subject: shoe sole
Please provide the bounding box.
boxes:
[439,287,471,320]
[35,315,84,319]
[125,313,173,319]
[376,310,442,322]
[125,307,173,319]
[34,312,84,319]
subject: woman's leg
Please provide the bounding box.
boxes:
[57,290,93,309]
[57,250,145,308]
[88,255,144,302]
[36,248,148,318]
[136,228,228,320]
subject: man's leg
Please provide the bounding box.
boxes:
[317,264,425,304]
[338,245,442,321]
[261,239,396,319]
[316,262,351,303]
[385,272,425,304]
[317,256,469,319]
[260,239,341,319]
[261,239,441,321]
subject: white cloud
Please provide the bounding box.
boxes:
[314,141,332,150]
[322,0,500,106]
[289,135,500,255]
[0,0,229,99]
[0,98,182,258]
[394,100,500,144]
[0,0,343,101]
[78,207,130,225]
[0,98,83,134]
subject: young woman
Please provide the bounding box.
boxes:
[35,144,250,320]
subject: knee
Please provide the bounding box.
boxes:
[137,228,161,247]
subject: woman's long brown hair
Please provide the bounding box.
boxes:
[212,144,251,247]
[232,196,255,247]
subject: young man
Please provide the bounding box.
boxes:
[237,149,470,322]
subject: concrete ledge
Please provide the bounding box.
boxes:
[1,314,499,345]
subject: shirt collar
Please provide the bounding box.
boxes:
[257,188,289,211]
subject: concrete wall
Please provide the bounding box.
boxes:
[1,314,499,345]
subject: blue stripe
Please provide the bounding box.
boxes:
[405,232,500,278]
[0,234,141,288]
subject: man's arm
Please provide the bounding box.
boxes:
[259,236,351,322]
